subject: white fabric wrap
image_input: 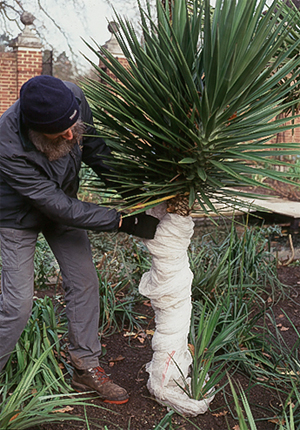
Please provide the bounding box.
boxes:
[139,203,214,416]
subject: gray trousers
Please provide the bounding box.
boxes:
[0,224,101,372]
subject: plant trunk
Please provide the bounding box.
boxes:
[139,200,214,416]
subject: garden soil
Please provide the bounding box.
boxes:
[32,258,300,430]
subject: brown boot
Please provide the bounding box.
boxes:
[71,366,129,404]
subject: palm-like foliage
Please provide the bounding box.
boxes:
[83,0,300,213]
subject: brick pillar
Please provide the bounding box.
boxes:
[15,47,42,94]
[0,52,18,115]
[0,17,42,116]
[99,22,129,83]
[10,24,42,96]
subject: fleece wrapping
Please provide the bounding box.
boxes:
[139,203,214,416]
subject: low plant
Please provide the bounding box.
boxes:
[89,231,151,289]
[228,376,258,430]
[189,238,229,299]
[197,289,298,394]
[228,376,297,430]
[153,411,174,429]
[224,223,283,299]
[34,235,59,290]
[177,300,246,401]
[259,310,300,390]
[97,274,144,335]
[191,221,286,303]
[284,381,300,430]
[1,296,69,394]
[0,349,112,430]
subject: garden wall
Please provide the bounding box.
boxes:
[0,25,42,117]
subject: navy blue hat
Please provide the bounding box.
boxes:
[20,75,80,134]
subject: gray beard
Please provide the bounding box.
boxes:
[29,120,85,161]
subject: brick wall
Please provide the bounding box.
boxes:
[266,115,300,164]
[16,48,42,94]
[0,52,18,115]
[99,56,129,83]
[273,117,300,145]
[0,48,42,117]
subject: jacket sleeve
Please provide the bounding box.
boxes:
[0,153,120,231]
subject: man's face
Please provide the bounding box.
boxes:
[28,120,85,161]
[44,127,75,142]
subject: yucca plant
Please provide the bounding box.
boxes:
[82,0,300,415]
[83,0,300,213]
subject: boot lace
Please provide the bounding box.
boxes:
[93,366,110,384]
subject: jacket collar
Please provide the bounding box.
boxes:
[16,103,36,151]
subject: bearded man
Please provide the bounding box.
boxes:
[0,75,159,404]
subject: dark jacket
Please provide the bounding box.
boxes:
[0,82,120,231]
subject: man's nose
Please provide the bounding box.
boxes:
[61,129,73,140]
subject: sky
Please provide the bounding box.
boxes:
[6,0,143,72]
[7,0,273,72]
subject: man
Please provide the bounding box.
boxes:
[0,75,159,404]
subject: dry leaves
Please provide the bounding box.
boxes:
[123,331,136,337]
[54,406,74,414]
[268,417,285,425]
[276,323,289,332]
[9,413,20,422]
[143,300,152,307]
[188,343,195,357]
[123,329,154,344]
[109,355,125,367]
[262,352,271,359]
[212,410,228,417]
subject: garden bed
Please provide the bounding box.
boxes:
[26,218,300,430]
[2,208,300,430]
[33,263,300,430]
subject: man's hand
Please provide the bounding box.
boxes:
[119,212,159,239]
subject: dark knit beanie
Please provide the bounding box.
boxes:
[20,75,80,134]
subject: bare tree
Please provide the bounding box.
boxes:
[53,50,77,82]
[0,0,88,74]
[0,1,25,34]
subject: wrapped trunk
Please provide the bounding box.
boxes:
[139,202,214,416]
